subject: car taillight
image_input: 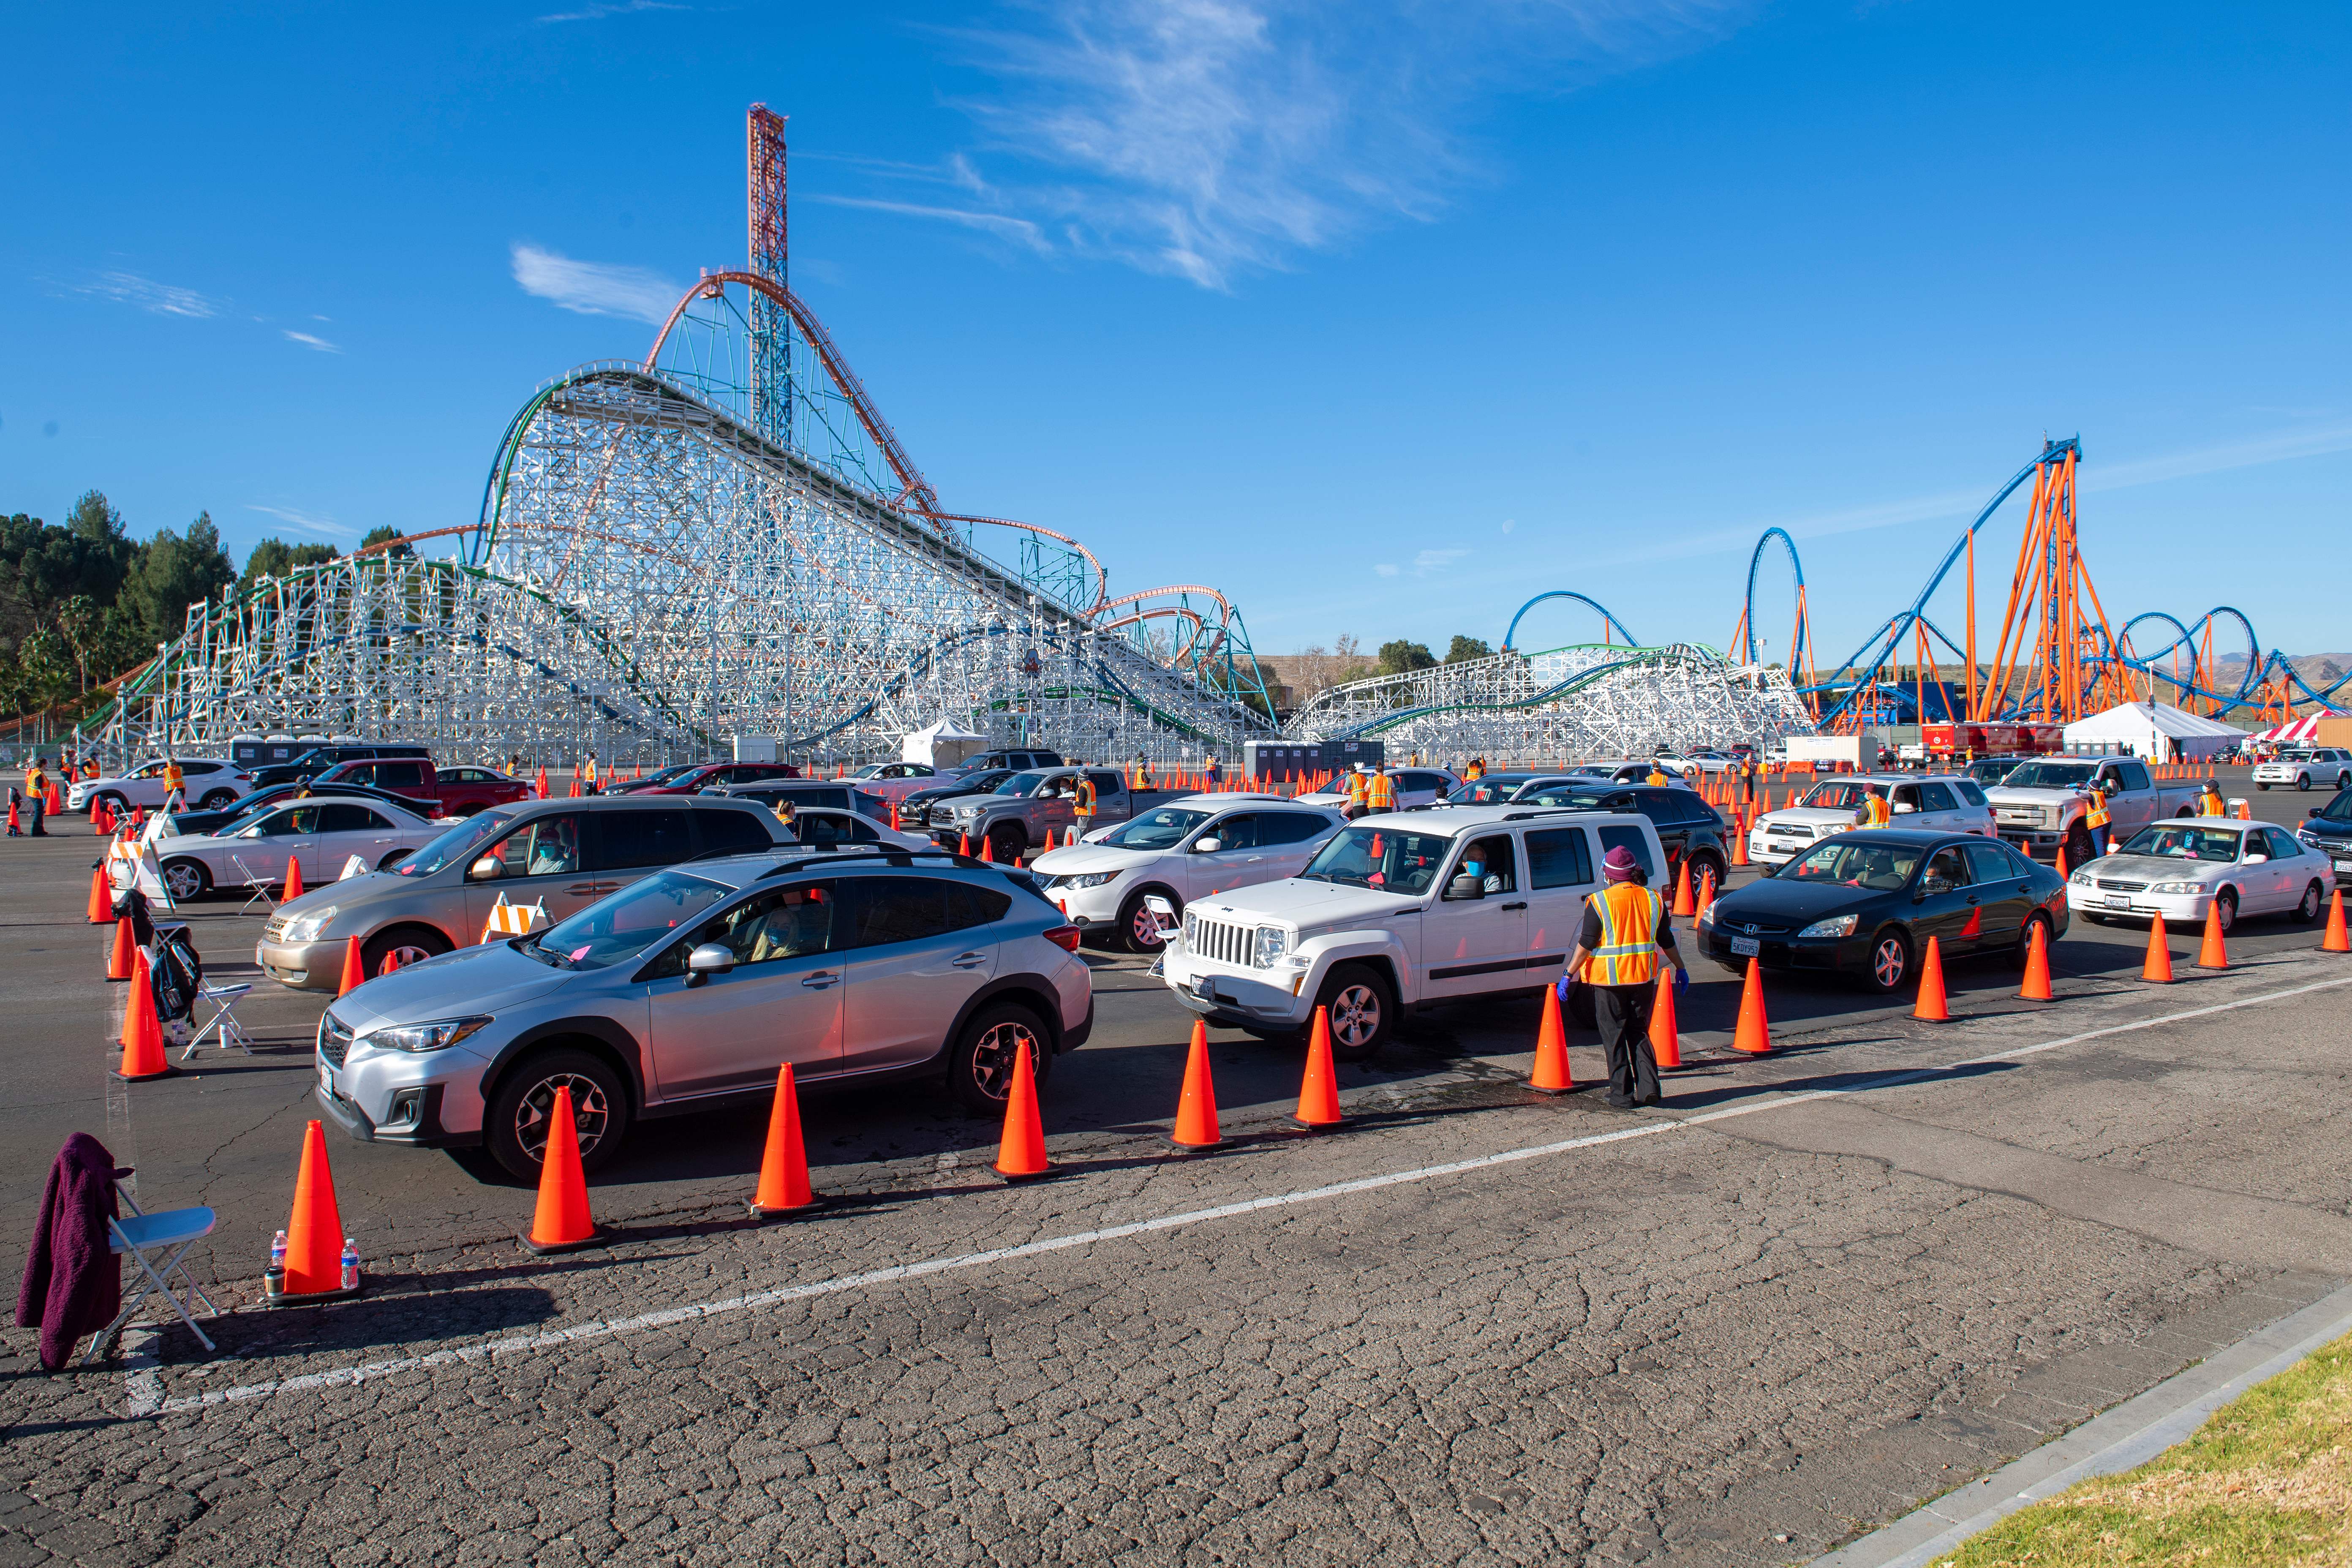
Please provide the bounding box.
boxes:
[1044,925,1081,952]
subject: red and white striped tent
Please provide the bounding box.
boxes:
[2249,714,2338,745]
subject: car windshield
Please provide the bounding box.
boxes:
[1517,788,1615,810]
[995,771,1046,795]
[396,810,514,877]
[634,763,698,787]
[526,871,732,970]
[2316,790,2352,822]
[1800,782,1864,809]
[2001,761,2096,789]
[1299,826,1454,894]
[1448,778,1527,804]
[2119,824,2247,861]
[1783,840,1925,890]
[1099,808,1212,850]
[1969,760,2022,783]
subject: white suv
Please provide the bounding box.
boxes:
[1034,794,1344,951]
[1160,804,1669,1057]
[2255,749,2352,792]
[71,757,255,815]
[1295,767,1461,812]
[1747,773,1994,865]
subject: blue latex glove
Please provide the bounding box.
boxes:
[1674,968,1690,994]
[1554,973,1574,1003]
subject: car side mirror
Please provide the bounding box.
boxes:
[1192,838,1222,854]
[1893,802,1916,814]
[1445,873,1486,901]
[2312,808,2325,817]
[467,855,501,881]
[684,943,737,987]
[2243,852,2268,865]
[1917,875,1950,899]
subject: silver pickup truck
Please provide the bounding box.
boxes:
[925,765,1138,860]
[1986,755,2210,863]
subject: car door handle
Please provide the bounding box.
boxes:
[952,953,987,969]
[566,882,600,896]
[1500,901,1528,911]
[801,971,839,988]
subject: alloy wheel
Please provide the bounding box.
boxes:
[1328,981,1382,1050]
[1871,935,1907,990]
[163,862,205,901]
[513,1072,611,1162]
[969,1020,1040,1100]
[1128,901,1165,949]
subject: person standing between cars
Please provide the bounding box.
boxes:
[1854,783,1892,829]
[1365,762,1398,814]
[1558,846,1689,1109]
[1205,754,1221,786]
[2197,780,2226,817]
[2082,781,2112,855]
[1342,764,1370,821]
[24,757,49,837]
[1464,757,1486,782]
[161,756,185,814]
[583,753,600,795]
[1072,770,1098,836]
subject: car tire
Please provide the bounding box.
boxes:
[1119,888,1178,954]
[2298,773,2312,792]
[1315,963,1393,1062]
[948,1001,1052,1113]
[2010,912,2051,971]
[486,1048,630,1181]
[2294,880,2324,923]
[985,822,1027,863]
[2257,782,2270,792]
[362,925,451,976]
[1862,928,1911,994]
[161,858,211,902]
[199,789,237,811]
[376,849,413,870]
[2064,823,2094,867]
[1688,852,1726,896]
[2210,888,2238,934]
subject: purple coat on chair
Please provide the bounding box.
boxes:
[16,1133,127,1370]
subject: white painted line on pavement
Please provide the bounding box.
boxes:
[149,967,2352,1418]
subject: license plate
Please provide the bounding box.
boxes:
[2336,859,2352,873]
[1731,935,1760,957]
[318,1060,335,1099]
[2104,894,2130,909]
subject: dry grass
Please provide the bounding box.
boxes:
[1937,1333,2352,1566]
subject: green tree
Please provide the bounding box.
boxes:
[241,536,339,584]
[1377,639,1437,676]
[1444,635,1493,664]
[359,524,414,558]
[122,511,236,638]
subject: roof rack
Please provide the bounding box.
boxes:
[754,844,1000,881]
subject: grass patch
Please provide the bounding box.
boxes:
[1936,1331,2352,1566]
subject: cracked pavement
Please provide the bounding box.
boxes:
[3,782,2349,1565]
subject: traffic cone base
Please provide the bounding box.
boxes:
[1171,1022,1225,1149]
[750,1064,822,1218]
[1530,985,1575,1095]
[522,1086,607,1252]
[1294,1005,1348,1130]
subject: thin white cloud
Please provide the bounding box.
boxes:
[808,196,1052,255]
[75,270,222,318]
[1500,518,1515,534]
[1374,563,1400,577]
[537,0,684,22]
[510,243,684,325]
[282,329,340,353]
[245,504,355,540]
[1413,548,1469,575]
[2083,419,2352,492]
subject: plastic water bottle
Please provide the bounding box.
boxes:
[339,1239,359,1292]
[271,1229,288,1270]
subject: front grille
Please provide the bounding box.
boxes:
[1724,920,1793,936]
[2096,878,2146,892]
[318,1013,354,1066]
[1765,824,1812,838]
[1190,917,1254,967]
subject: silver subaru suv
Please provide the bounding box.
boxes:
[314,846,1094,1178]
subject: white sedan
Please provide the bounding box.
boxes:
[845,762,944,804]
[154,795,444,903]
[2067,819,2333,933]
[70,757,255,815]
[1032,795,1345,950]
[1295,767,1460,814]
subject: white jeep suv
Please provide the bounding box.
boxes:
[1034,794,1344,952]
[1160,804,1669,1057]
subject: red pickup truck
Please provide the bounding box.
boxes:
[309,757,533,817]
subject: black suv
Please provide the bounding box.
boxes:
[2297,789,2352,876]
[249,741,432,789]
[903,769,1015,816]
[1514,780,1732,889]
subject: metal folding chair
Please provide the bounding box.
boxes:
[229,854,280,916]
[82,1185,220,1363]
[182,980,255,1060]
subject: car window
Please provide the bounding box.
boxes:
[1785,840,1923,890]
[1800,782,1863,809]
[1086,770,1123,795]
[316,804,385,833]
[1524,827,1594,890]
[2117,823,2244,861]
[536,871,733,972]
[251,806,317,837]
[596,808,695,870]
[373,761,427,789]
[1596,825,1655,879]
[396,810,512,877]
[996,772,1046,795]
[1205,814,1259,851]
[2116,761,2152,792]
[1919,782,1957,812]
[651,882,838,976]
[842,877,1007,948]
[1255,812,1329,846]
[2262,828,2299,859]
[694,808,776,859]
[1402,773,1447,793]
[1099,808,1212,850]
[797,813,857,847]
[1890,784,1921,811]
[1923,846,1968,889]
[1457,835,1519,893]
[1955,781,1988,807]
[1299,826,1453,895]
[1962,842,2013,885]
[183,761,220,775]
[471,813,582,880]
[1448,778,1517,805]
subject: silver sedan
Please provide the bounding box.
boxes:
[155,795,444,902]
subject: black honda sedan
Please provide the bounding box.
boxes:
[1697,829,2069,993]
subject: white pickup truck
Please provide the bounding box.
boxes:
[1986,756,2210,864]
[1159,804,1669,1058]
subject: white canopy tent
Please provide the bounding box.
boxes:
[2061,701,2245,762]
[901,719,987,768]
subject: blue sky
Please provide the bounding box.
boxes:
[4,1,2346,670]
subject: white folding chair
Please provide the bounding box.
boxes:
[182,980,255,1060]
[82,1186,220,1363]
[228,854,280,915]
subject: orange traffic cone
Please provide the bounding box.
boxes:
[749,1063,820,1217]
[889,802,901,831]
[1912,935,1950,1022]
[1043,828,1057,852]
[113,949,173,1081]
[991,1039,1054,1180]
[2019,920,2056,999]
[2195,907,2230,970]
[1649,971,1682,1069]
[1171,1021,1225,1149]
[1730,959,1773,1054]
[958,830,973,857]
[281,1120,352,1295]
[522,1086,604,1252]
[106,916,136,981]
[978,834,994,863]
[1696,868,1717,921]
[534,766,549,799]
[2142,913,2175,983]
[1731,825,1749,867]
[2055,844,2069,880]
[1530,985,1575,1094]
[1671,859,1695,917]
[283,854,304,904]
[336,934,365,997]
[1294,1006,1347,1130]
[2322,890,2349,955]
[85,865,111,924]
[377,947,403,977]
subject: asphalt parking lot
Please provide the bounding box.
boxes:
[3,770,2348,1565]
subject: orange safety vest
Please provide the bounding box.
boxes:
[1860,795,1892,828]
[162,763,183,793]
[1646,769,1668,786]
[1073,777,1097,816]
[1345,773,1368,806]
[1582,884,1664,987]
[2083,788,2110,829]
[1465,759,1485,780]
[1365,772,1397,811]
[2198,789,2223,817]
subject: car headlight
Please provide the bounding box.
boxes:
[1697,901,1717,925]
[364,1015,493,1054]
[957,805,982,818]
[1251,926,1293,968]
[283,905,340,942]
[2069,870,2093,885]
[2147,881,2204,896]
[1181,910,1198,946]
[1056,871,1118,890]
[1797,914,1858,938]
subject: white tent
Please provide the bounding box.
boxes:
[901,719,987,768]
[2062,701,2245,762]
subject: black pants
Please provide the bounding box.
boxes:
[27,800,44,836]
[1594,983,1660,1107]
